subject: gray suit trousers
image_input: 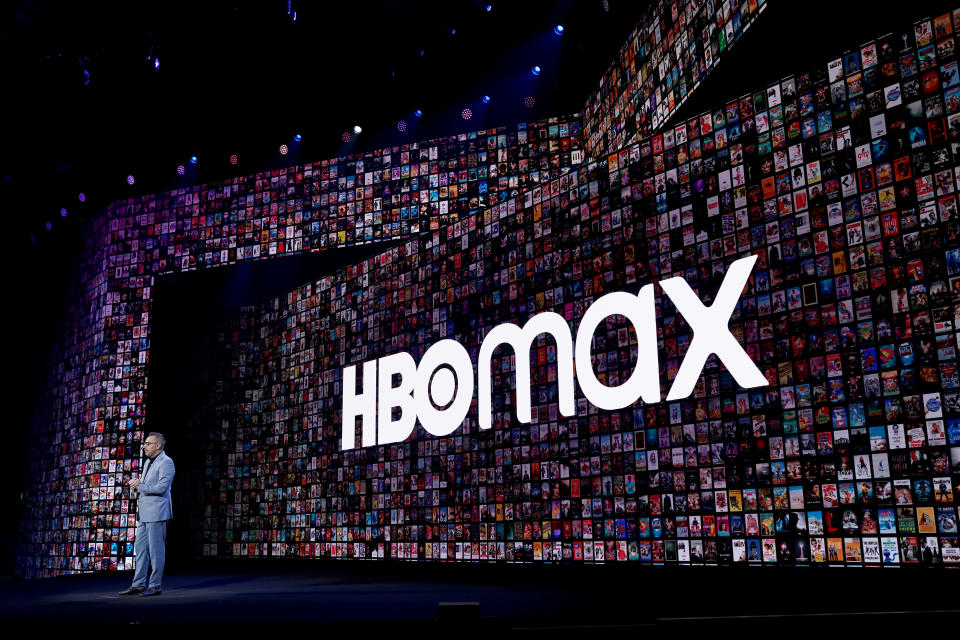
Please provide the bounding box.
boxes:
[131,520,167,589]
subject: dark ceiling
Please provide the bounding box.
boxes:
[0,0,646,254]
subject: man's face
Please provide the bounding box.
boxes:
[142,437,162,460]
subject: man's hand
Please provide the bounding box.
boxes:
[128,477,141,490]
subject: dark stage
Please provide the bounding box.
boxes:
[2,561,959,628]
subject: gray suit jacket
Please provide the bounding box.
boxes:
[137,451,175,522]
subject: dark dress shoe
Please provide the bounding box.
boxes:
[118,587,144,595]
[140,587,162,597]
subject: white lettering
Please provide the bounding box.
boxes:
[414,339,474,437]
[478,312,574,431]
[340,255,767,450]
[659,254,767,400]
[376,352,417,445]
[575,285,660,409]
[341,360,377,450]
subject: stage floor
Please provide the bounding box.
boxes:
[2,561,959,628]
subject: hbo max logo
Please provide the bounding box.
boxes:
[341,255,768,450]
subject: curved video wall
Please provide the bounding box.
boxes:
[582,0,767,159]
[19,5,960,575]
[18,118,582,576]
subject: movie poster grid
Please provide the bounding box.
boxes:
[187,10,960,568]
[582,0,766,159]
[18,7,960,574]
[19,118,582,576]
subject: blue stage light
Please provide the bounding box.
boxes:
[554,25,564,35]
[532,65,541,76]
[482,95,491,104]
[190,156,198,164]
[294,133,302,142]
[154,57,160,70]
[414,109,423,118]
[353,125,362,134]
[485,4,492,11]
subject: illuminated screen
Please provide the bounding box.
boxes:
[19,8,960,575]
[582,0,767,159]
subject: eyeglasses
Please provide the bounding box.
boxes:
[142,441,160,448]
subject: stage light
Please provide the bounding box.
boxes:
[177,164,185,175]
[154,57,160,70]
[419,49,425,57]
[485,4,492,11]
[532,65,541,76]
[60,208,67,217]
[279,144,289,155]
[451,28,456,35]
[127,175,135,185]
[397,120,407,132]
[45,221,52,231]
[554,25,564,35]
[461,108,472,120]
[353,125,362,134]
[524,96,536,108]
[229,154,238,165]
[414,109,423,118]
[482,95,491,104]
[342,132,352,143]
[78,192,86,202]
[294,133,302,142]
[190,156,198,164]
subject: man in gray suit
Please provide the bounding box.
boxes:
[119,432,175,597]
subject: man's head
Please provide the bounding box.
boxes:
[142,432,166,459]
